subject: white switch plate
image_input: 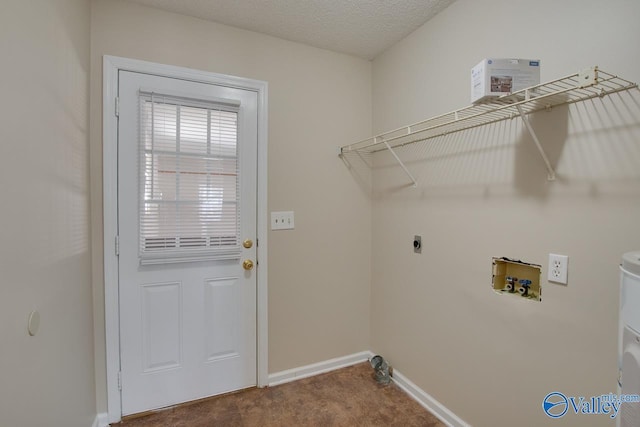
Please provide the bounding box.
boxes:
[548,253,569,284]
[271,211,295,230]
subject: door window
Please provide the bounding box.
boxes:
[138,92,240,264]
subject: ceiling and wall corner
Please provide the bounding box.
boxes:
[120,0,457,60]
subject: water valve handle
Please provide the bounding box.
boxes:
[518,279,532,297]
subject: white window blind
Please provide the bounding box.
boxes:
[138,91,240,264]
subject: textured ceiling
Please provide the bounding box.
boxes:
[121,0,457,60]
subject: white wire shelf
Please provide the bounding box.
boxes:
[340,67,637,157]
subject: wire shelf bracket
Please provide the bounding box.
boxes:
[338,66,638,186]
[515,103,555,181]
[382,138,417,187]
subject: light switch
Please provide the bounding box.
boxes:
[271,211,295,230]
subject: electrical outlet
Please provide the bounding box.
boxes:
[548,253,569,284]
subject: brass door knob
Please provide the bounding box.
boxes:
[243,239,253,249]
[242,259,254,271]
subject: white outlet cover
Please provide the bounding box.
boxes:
[548,253,569,284]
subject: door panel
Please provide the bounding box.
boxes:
[141,281,182,372]
[204,277,241,361]
[117,70,257,416]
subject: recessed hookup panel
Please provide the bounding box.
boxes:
[492,257,542,302]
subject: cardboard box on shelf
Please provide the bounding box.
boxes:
[471,58,540,103]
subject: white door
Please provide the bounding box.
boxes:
[117,70,258,416]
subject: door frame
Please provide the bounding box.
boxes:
[102,55,268,424]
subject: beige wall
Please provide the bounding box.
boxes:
[0,1,95,426]
[371,1,640,426]
[90,0,372,413]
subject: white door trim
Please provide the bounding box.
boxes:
[102,55,268,424]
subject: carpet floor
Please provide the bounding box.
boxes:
[113,362,445,426]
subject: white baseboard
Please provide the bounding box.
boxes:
[93,412,109,427]
[268,350,373,387]
[267,351,468,426]
[391,369,471,427]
